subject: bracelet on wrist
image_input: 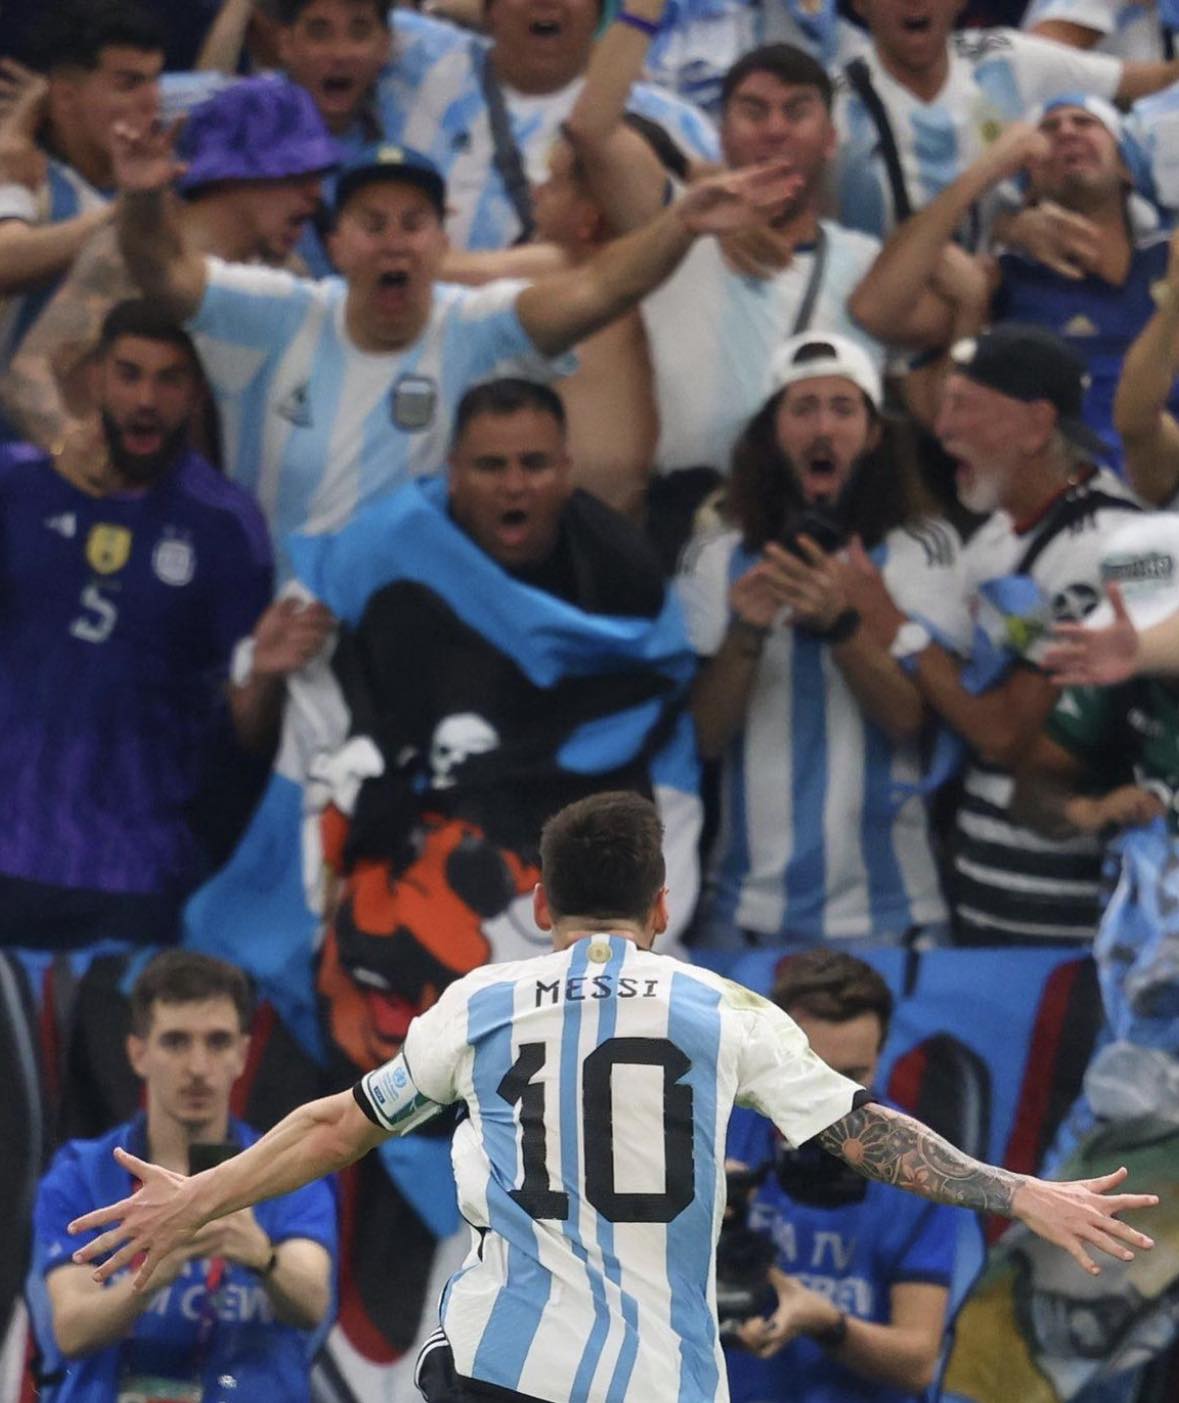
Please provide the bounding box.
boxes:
[810,1310,849,1349]
[616,9,661,36]
[809,607,861,645]
[729,618,770,656]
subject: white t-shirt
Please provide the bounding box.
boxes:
[187,259,569,573]
[358,934,862,1403]
[833,30,1123,241]
[677,519,971,941]
[642,221,885,475]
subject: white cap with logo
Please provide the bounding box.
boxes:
[1087,514,1179,631]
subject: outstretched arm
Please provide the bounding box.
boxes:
[69,1054,445,1292]
[1115,229,1179,506]
[113,119,207,320]
[816,1101,1156,1275]
[517,160,800,355]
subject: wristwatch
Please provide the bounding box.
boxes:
[889,620,931,674]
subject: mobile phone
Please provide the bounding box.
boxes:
[188,1142,239,1175]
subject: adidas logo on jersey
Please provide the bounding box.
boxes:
[44,512,77,538]
[275,382,313,428]
[1062,315,1098,338]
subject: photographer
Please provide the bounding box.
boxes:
[677,334,970,951]
[28,952,336,1402]
[723,950,958,1403]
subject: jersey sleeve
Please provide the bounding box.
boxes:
[205,495,275,661]
[260,1175,338,1258]
[448,278,577,383]
[355,978,471,1128]
[1004,27,1123,102]
[732,986,865,1147]
[882,520,973,654]
[674,529,739,656]
[188,257,320,393]
[33,1146,94,1278]
[889,1195,958,1288]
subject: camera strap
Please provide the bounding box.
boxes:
[791,224,828,336]
[476,42,536,246]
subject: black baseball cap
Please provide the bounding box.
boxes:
[949,323,1108,459]
[334,143,447,219]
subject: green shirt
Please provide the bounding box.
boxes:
[1047,678,1179,833]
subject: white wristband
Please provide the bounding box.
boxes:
[0,184,38,224]
[230,636,256,689]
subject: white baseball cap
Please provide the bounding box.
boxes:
[1087,514,1179,631]
[769,332,883,411]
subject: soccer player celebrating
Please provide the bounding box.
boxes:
[69,792,1158,1403]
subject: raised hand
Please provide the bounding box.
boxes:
[1004,200,1102,281]
[68,1146,204,1292]
[978,120,1051,185]
[110,117,186,194]
[0,59,48,191]
[1042,583,1139,686]
[250,597,335,680]
[1011,1166,1158,1277]
[676,161,806,237]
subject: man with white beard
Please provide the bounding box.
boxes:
[845,323,1140,946]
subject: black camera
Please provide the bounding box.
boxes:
[782,504,846,560]
[773,1139,867,1209]
[716,1163,778,1332]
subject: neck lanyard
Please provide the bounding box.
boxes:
[791,225,829,336]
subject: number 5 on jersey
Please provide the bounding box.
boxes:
[498,1036,695,1225]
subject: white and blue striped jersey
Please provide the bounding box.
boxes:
[832,31,1123,241]
[1023,0,1171,62]
[186,258,569,567]
[641,222,885,475]
[359,934,863,1403]
[380,10,720,250]
[644,0,868,116]
[0,159,107,373]
[677,521,971,942]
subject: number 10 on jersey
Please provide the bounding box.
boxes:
[498,1036,696,1225]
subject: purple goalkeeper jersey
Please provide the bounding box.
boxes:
[0,443,272,896]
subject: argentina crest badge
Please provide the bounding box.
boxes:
[391,374,437,431]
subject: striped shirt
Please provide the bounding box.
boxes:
[381,10,720,251]
[642,223,886,475]
[678,520,971,942]
[187,259,569,571]
[358,935,863,1403]
[832,31,1123,242]
[953,472,1141,944]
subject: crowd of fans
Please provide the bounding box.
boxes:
[2,0,1179,1398]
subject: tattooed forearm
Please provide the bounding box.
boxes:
[816,1103,1024,1214]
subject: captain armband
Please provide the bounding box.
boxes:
[353,1053,446,1135]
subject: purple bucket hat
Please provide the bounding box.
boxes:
[177,76,339,194]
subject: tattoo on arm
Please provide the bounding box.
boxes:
[816,1103,1022,1214]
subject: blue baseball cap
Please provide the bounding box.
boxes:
[334,144,447,218]
[177,76,339,194]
